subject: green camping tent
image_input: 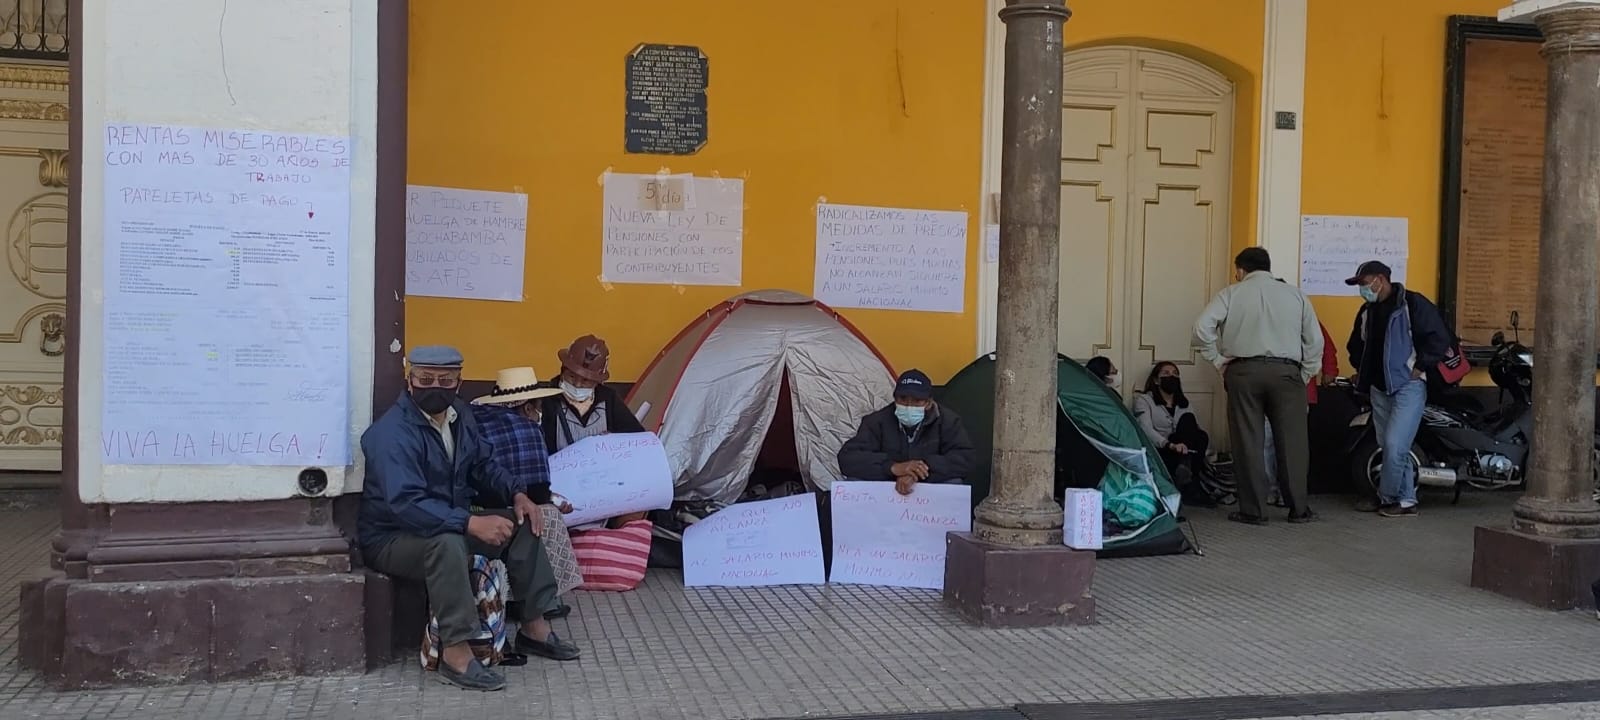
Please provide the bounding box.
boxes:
[937,354,1191,558]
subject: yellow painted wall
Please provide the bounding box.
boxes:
[1303,0,1506,376]
[407,1,987,382]
[1066,0,1266,258]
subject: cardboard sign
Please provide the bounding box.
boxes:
[1063,488,1103,550]
[682,494,826,587]
[829,481,972,590]
[547,433,674,527]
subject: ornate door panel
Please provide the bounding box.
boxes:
[1057,53,1132,369]
[1125,52,1235,447]
[1060,48,1234,447]
[0,63,68,472]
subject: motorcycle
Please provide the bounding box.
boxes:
[1339,311,1573,504]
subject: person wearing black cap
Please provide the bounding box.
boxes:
[838,369,976,495]
[1345,260,1452,517]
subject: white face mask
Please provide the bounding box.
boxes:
[561,380,594,403]
[1105,373,1120,389]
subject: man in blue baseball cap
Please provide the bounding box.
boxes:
[838,368,976,495]
[359,345,580,691]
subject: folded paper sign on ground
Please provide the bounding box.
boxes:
[682,494,825,588]
[547,433,674,528]
[829,481,972,591]
[1062,488,1103,550]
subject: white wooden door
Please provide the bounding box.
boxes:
[1059,47,1235,447]
[0,63,68,472]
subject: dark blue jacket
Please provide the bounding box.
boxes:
[357,392,522,556]
[1347,284,1452,395]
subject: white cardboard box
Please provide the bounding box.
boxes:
[1062,488,1103,550]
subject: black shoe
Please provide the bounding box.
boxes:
[516,631,581,661]
[1379,504,1419,518]
[543,604,572,620]
[436,657,506,691]
[1287,509,1318,524]
[1228,511,1268,526]
[1355,498,1380,513]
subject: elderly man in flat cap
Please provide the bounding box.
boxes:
[359,346,580,692]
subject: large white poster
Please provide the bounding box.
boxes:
[405,185,528,301]
[682,494,826,588]
[547,433,675,527]
[601,172,743,286]
[814,203,968,313]
[829,481,971,590]
[100,123,351,466]
[1299,215,1408,296]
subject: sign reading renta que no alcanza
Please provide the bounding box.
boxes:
[99,122,353,466]
[829,481,972,590]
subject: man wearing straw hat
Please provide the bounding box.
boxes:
[472,366,583,616]
[359,346,581,692]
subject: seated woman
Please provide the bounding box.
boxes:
[1084,356,1119,389]
[1130,361,1215,507]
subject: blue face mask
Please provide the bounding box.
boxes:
[894,404,926,427]
[1359,284,1379,303]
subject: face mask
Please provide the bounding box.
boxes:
[515,402,541,423]
[894,404,926,427]
[1359,284,1379,303]
[1158,376,1182,395]
[561,381,594,403]
[1105,373,1120,389]
[411,386,455,415]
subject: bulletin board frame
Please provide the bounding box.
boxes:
[1438,15,1544,352]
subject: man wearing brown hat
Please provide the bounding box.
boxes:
[537,335,648,454]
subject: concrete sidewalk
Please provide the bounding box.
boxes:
[3,492,1600,720]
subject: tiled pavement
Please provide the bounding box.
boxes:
[3,490,1600,720]
[1256,706,1600,719]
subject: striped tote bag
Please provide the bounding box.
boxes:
[569,519,652,592]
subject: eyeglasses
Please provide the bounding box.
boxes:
[410,374,460,388]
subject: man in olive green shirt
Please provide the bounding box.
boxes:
[1193,247,1324,525]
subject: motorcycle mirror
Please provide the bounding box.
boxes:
[1510,310,1520,328]
[1492,331,1505,347]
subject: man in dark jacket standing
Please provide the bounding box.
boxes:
[1345,260,1452,517]
[838,369,976,495]
[360,346,579,692]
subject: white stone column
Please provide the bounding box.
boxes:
[18,0,392,688]
[79,0,379,503]
[1255,0,1308,276]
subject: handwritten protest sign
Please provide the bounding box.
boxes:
[1062,488,1103,550]
[683,494,825,588]
[813,203,968,313]
[829,481,972,590]
[99,123,352,466]
[601,172,744,286]
[405,184,528,301]
[1298,215,1408,296]
[547,433,674,527]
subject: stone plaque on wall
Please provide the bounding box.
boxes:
[624,44,709,155]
